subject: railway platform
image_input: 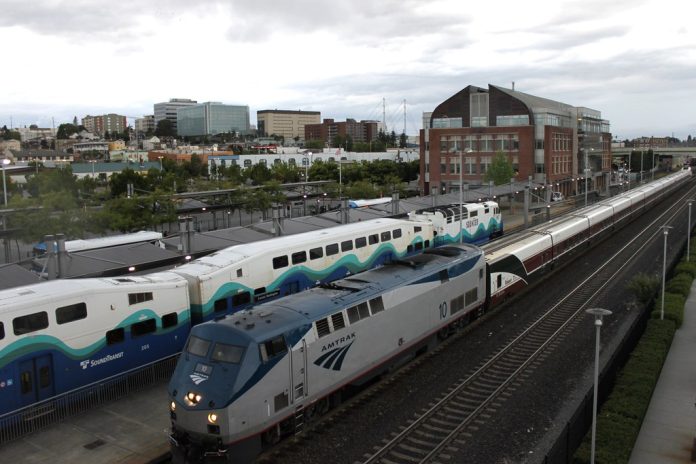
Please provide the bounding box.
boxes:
[629,280,696,463]
[0,382,171,463]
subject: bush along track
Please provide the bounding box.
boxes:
[573,238,696,463]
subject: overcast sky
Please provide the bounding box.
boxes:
[1,0,695,139]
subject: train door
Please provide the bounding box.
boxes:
[18,355,54,408]
[291,340,307,403]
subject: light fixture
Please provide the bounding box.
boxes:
[128,266,136,272]
[170,401,176,411]
[207,413,218,424]
[186,391,202,405]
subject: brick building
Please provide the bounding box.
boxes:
[420,85,612,199]
[305,118,380,145]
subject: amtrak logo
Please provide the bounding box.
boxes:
[314,341,354,371]
[189,374,208,385]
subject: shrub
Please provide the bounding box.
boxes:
[627,273,660,304]
[674,260,696,279]
[651,292,685,327]
[665,273,693,298]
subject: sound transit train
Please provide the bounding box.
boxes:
[166,168,691,462]
[0,202,501,416]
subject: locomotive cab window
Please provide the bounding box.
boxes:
[56,302,87,325]
[187,335,211,357]
[259,336,287,362]
[212,342,244,364]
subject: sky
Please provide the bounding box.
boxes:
[1,0,695,139]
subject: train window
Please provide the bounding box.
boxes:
[369,297,384,314]
[326,243,339,256]
[480,269,484,279]
[211,342,244,364]
[439,270,449,283]
[254,287,266,295]
[465,288,478,305]
[20,371,32,394]
[106,327,125,345]
[425,240,430,248]
[341,240,353,252]
[315,318,331,337]
[39,365,51,388]
[381,231,391,242]
[414,226,422,232]
[237,269,243,277]
[56,302,87,324]
[392,229,402,239]
[273,255,289,269]
[497,274,502,287]
[485,208,489,213]
[309,247,323,260]
[13,311,49,335]
[131,318,156,337]
[232,292,251,307]
[128,292,153,305]
[260,336,287,362]
[451,295,464,314]
[291,251,307,264]
[0,322,4,340]
[187,335,211,357]
[355,237,367,248]
[162,312,178,328]
[369,234,379,245]
[214,298,227,313]
[331,313,346,331]
[415,242,423,251]
[407,245,413,253]
[470,210,478,217]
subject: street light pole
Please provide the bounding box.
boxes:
[688,200,694,262]
[1,158,10,207]
[586,307,613,464]
[660,225,672,320]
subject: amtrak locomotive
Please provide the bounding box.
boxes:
[166,168,692,462]
[168,245,486,462]
[0,203,501,416]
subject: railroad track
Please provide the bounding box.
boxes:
[359,182,696,464]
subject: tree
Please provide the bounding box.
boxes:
[56,124,80,140]
[484,151,515,186]
[399,132,407,148]
[155,119,176,137]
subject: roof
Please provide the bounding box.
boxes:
[490,84,578,115]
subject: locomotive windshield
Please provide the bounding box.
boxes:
[186,335,211,357]
[211,342,244,364]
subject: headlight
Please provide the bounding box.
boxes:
[207,413,218,424]
[186,391,202,405]
[170,401,176,411]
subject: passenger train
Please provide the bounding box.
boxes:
[166,168,692,462]
[0,202,502,416]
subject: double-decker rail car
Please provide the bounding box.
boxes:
[0,272,190,416]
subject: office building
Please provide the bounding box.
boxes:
[420,84,611,198]
[177,102,250,137]
[153,98,198,133]
[257,110,320,141]
[305,118,380,145]
[81,114,128,137]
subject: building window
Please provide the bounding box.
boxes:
[479,157,491,174]
[465,157,476,175]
